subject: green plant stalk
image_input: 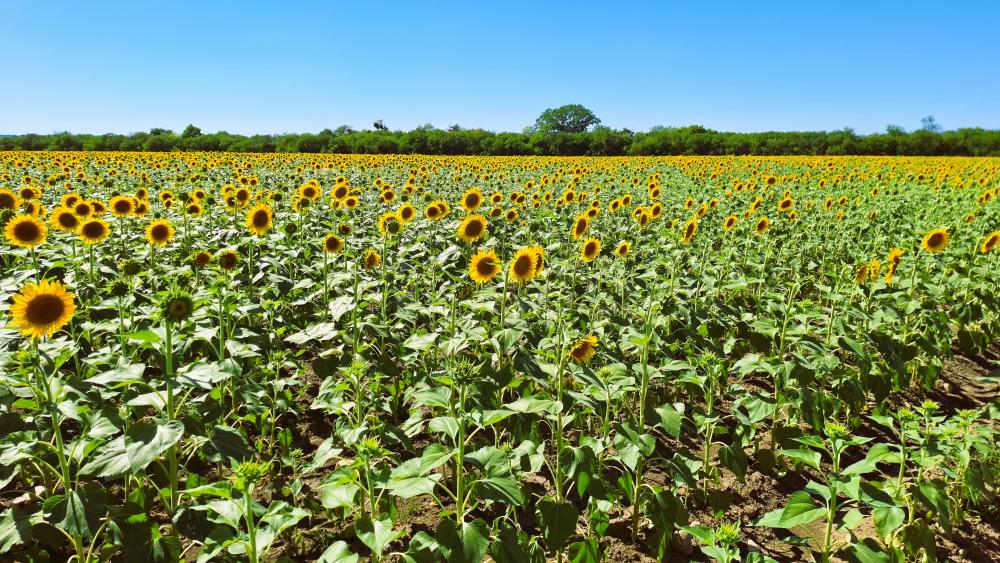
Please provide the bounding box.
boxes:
[33,340,86,560]
[164,319,179,514]
[244,484,259,563]
[631,294,656,543]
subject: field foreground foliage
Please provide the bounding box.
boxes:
[0,152,998,562]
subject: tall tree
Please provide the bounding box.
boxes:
[533,104,601,133]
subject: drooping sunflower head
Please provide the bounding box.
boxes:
[8,278,76,339]
[79,218,110,245]
[469,249,502,284]
[979,231,999,254]
[457,214,487,243]
[362,249,382,270]
[324,234,344,254]
[615,240,631,258]
[580,237,602,262]
[755,216,770,235]
[461,187,483,212]
[568,335,599,365]
[245,203,273,236]
[4,214,47,248]
[921,228,949,253]
[509,248,537,284]
[681,217,698,244]
[145,218,175,246]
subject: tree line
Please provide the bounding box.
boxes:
[3,108,999,156]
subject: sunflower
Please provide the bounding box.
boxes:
[186,202,204,216]
[755,217,770,235]
[5,214,47,248]
[777,197,794,212]
[435,200,451,217]
[457,214,487,243]
[461,187,483,212]
[508,248,538,283]
[324,234,344,254]
[8,279,75,339]
[380,189,395,204]
[921,228,949,253]
[615,240,631,258]
[979,230,999,254]
[245,203,273,236]
[425,202,443,220]
[681,217,698,244]
[580,237,602,262]
[570,214,590,241]
[884,248,904,283]
[78,218,110,245]
[397,203,417,223]
[723,215,738,231]
[378,211,402,237]
[193,250,212,267]
[854,262,870,284]
[339,222,353,236]
[218,249,239,270]
[568,335,599,365]
[0,188,20,210]
[145,218,175,246]
[469,249,502,284]
[50,207,80,232]
[331,184,350,202]
[344,196,359,209]
[363,249,382,270]
[90,200,107,215]
[299,183,321,201]
[235,186,252,206]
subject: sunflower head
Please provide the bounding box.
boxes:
[509,248,538,284]
[51,207,80,232]
[193,250,213,267]
[324,234,344,254]
[469,249,502,284]
[363,249,382,270]
[245,203,273,236]
[218,249,239,271]
[755,217,770,235]
[723,215,737,231]
[378,212,402,237]
[921,228,949,253]
[5,214,47,248]
[145,218,175,246]
[568,335,599,365]
[980,231,1000,254]
[579,237,602,262]
[681,217,698,244]
[457,214,487,243]
[615,241,631,258]
[8,279,76,339]
[571,214,590,241]
[79,218,110,245]
[162,290,195,323]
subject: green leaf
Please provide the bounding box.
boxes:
[781,448,821,471]
[43,487,107,539]
[435,518,490,563]
[356,517,403,559]
[204,425,252,464]
[613,422,654,471]
[80,420,184,478]
[318,480,360,511]
[404,332,438,352]
[653,403,683,439]
[318,540,359,563]
[536,497,579,553]
[567,538,601,563]
[913,482,951,534]
[0,507,33,554]
[429,416,459,441]
[754,491,825,529]
[873,506,905,539]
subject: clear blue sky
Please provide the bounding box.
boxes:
[3,1,998,135]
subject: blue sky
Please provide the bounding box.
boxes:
[3,1,998,135]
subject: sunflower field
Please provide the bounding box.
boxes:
[1,152,999,563]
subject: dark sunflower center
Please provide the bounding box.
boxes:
[0,194,15,208]
[252,210,269,228]
[59,214,78,228]
[114,201,131,213]
[82,222,105,238]
[464,220,484,237]
[928,233,943,247]
[585,243,597,256]
[476,257,495,276]
[13,221,41,241]
[26,294,65,326]
[466,194,480,207]
[151,225,170,240]
[326,237,341,252]
[513,256,532,276]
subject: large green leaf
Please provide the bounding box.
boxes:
[435,518,490,563]
[0,507,33,554]
[356,517,403,559]
[536,497,579,553]
[318,540,359,563]
[80,420,184,478]
[754,490,826,529]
